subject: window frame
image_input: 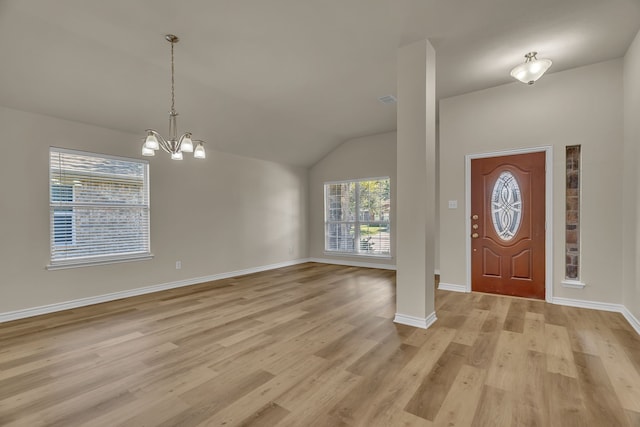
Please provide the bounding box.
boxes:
[323,176,391,258]
[48,147,153,270]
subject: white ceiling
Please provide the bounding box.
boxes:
[0,0,638,166]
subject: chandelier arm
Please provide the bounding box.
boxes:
[176,134,184,152]
[158,138,172,154]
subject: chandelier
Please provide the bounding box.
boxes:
[142,34,205,160]
[510,52,552,85]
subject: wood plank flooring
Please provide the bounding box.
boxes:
[1,263,639,426]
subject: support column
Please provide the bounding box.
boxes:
[394,39,437,329]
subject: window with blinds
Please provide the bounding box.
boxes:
[324,177,391,256]
[48,148,151,268]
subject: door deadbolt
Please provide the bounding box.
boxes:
[472,214,479,220]
[472,233,479,238]
[472,224,478,230]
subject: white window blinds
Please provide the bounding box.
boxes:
[49,148,151,268]
[324,177,391,256]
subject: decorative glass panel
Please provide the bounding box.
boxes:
[491,171,522,241]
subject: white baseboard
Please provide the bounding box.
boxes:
[551,296,624,313]
[309,257,396,270]
[394,311,437,329]
[552,296,640,336]
[622,306,640,336]
[438,282,467,293]
[424,311,438,329]
[0,258,312,324]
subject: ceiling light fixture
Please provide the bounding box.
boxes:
[141,34,205,160]
[510,52,552,85]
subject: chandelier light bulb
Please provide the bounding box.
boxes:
[194,142,206,159]
[171,151,183,160]
[181,134,194,152]
[144,133,159,150]
[141,145,155,156]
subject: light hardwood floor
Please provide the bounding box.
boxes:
[1,263,639,426]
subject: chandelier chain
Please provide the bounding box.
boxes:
[170,39,175,113]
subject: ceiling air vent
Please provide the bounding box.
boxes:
[378,95,397,105]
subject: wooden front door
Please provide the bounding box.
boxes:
[470,152,545,299]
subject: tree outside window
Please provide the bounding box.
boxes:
[324,177,390,256]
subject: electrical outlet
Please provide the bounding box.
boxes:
[448,200,458,209]
[175,261,182,270]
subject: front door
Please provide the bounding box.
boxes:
[470,152,545,299]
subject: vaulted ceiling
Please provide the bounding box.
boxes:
[0,0,638,166]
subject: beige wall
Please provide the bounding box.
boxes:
[0,106,308,313]
[439,59,624,304]
[308,131,397,266]
[624,30,640,321]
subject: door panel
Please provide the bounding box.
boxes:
[482,248,501,277]
[511,249,532,279]
[471,152,545,299]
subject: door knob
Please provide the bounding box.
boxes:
[472,224,478,230]
[472,214,479,220]
[472,233,479,238]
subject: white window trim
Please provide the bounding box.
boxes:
[324,176,391,257]
[46,254,154,270]
[48,147,152,269]
[322,251,392,259]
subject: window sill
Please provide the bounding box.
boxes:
[323,251,392,260]
[561,279,586,289]
[47,254,154,270]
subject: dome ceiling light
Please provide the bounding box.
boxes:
[510,52,552,85]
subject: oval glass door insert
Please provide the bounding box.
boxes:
[491,171,522,241]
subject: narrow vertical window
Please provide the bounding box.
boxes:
[565,145,581,283]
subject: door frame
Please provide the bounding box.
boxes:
[465,146,553,302]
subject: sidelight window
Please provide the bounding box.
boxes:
[565,145,581,281]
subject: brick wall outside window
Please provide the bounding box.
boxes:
[566,145,581,280]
